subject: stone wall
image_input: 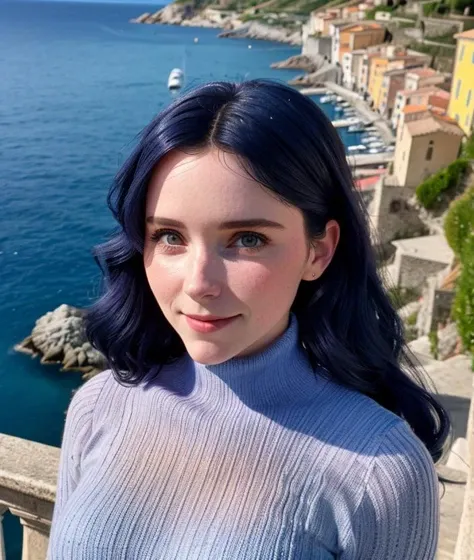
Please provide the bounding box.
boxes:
[394,253,450,289]
[302,36,332,60]
[417,275,455,334]
[368,179,427,247]
[421,16,463,38]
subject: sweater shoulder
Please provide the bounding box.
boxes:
[313,375,404,442]
[67,369,113,424]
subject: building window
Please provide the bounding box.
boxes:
[456,79,462,100]
[472,51,474,64]
[456,113,460,122]
[426,140,434,161]
[466,114,471,129]
[460,44,465,61]
[402,150,406,161]
[467,90,472,107]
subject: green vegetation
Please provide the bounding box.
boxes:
[462,134,474,159]
[406,311,418,326]
[428,329,439,359]
[444,180,474,361]
[452,233,474,358]
[423,1,439,15]
[365,4,397,19]
[416,158,470,210]
[422,0,450,15]
[445,186,474,257]
[426,31,457,44]
[407,41,456,58]
[388,286,420,309]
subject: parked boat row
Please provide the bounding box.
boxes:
[317,91,395,156]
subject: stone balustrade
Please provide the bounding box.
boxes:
[455,372,474,560]
[2,400,474,559]
[0,433,59,560]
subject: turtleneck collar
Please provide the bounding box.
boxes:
[191,313,323,407]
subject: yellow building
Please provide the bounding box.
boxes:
[368,52,430,111]
[447,28,474,136]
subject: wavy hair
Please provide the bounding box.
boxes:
[86,79,450,463]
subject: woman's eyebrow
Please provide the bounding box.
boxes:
[145,217,286,230]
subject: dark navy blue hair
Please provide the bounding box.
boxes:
[86,79,450,463]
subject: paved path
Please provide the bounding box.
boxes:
[408,352,473,559]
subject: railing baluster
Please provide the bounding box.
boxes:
[0,433,59,560]
[0,505,7,560]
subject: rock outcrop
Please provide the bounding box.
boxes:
[271,54,318,72]
[15,304,107,379]
[131,4,302,45]
[218,22,302,45]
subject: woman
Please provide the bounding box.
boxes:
[48,79,450,559]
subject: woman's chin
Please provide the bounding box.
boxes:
[184,340,237,366]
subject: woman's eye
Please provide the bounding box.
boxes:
[234,233,264,249]
[149,229,267,253]
[150,230,182,245]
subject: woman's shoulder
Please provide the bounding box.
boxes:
[317,373,402,430]
[314,373,432,461]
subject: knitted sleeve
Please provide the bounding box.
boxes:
[50,370,110,523]
[342,420,439,559]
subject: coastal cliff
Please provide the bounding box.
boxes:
[131,4,302,45]
[218,22,301,45]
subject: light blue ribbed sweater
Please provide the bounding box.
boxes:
[47,313,439,559]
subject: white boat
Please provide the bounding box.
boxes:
[348,144,368,153]
[348,124,365,132]
[336,95,344,102]
[346,117,361,125]
[361,135,380,144]
[340,101,351,108]
[367,141,385,149]
[368,147,383,154]
[320,94,336,103]
[168,68,184,90]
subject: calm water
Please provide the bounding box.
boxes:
[0,1,361,555]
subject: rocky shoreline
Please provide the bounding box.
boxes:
[14,304,107,380]
[130,4,302,45]
[218,22,301,45]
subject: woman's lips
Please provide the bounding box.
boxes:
[184,314,239,333]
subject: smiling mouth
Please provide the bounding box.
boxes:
[183,314,240,333]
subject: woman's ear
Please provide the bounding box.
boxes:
[301,220,340,281]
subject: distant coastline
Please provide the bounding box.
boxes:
[130,4,303,45]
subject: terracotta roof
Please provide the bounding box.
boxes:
[415,85,450,97]
[406,67,439,78]
[403,104,446,116]
[384,67,413,77]
[341,22,383,32]
[406,113,464,137]
[355,174,384,190]
[397,85,449,99]
[455,28,474,40]
[403,104,428,114]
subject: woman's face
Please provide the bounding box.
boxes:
[144,148,338,365]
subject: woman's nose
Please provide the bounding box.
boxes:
[183,249,222,301]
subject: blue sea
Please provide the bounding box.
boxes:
[0,1,362,556]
